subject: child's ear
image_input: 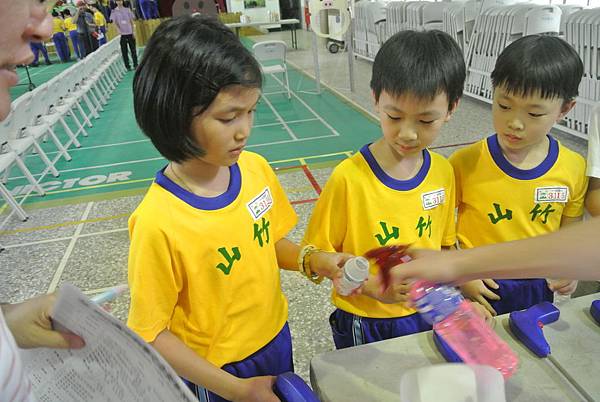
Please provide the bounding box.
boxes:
[444,99,460,122]
[557,99,576,121]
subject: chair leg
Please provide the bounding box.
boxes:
[31,141,59,177]
[58,117,82,147]
[75,99,93,128]
[46,126,72,162]
[284,68,291,100]
[0,181,28,221]
[13,156,45,196]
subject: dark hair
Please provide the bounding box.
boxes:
[370,30,465,109]
[52,10,59,17]
[491,35,583,102]
[133,15,262,163]
[63,9,71,16]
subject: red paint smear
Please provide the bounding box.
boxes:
[364,245,410,291]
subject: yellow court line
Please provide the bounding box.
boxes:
[0,212,131,235]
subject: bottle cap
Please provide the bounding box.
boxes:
[411,281,463,324]
[344,257,370,282]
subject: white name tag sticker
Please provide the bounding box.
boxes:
[247,187,274,220]
[421,189,445,210]
[535,186,569,203]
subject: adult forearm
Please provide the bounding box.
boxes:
[586,178,600,216]
[455,217,600,281]
[151,329,242,400]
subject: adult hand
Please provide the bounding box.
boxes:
[2,293,85,349]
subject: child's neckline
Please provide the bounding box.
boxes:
[360,144,431,191]
[155,164,242,210]
[487,134,559,180]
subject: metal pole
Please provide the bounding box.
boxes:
[346,15,355,93]
[311,30,321,94]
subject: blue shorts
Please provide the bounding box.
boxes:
[329,308,432,349]
[183,322,293,402]
[489,279,553,315]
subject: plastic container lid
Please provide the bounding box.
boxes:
[344,256,370,282]
[400,364,506,402]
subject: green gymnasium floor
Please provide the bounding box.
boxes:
[3,46,380,214]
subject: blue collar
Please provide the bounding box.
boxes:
[155,164,242,210]
[360,144,431,191]
[487,134,558,180]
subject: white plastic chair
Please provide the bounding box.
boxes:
[253,40,291,99]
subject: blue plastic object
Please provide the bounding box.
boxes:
[273,372,319,402]
[591,300,600,325]
[433,330,463,363]
[509,302,559,358]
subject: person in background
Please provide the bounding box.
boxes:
[73,0,98,57]
[29,41,52,66]
[63,9,83,60]
[111,0,138,70]
[51,10,71,62]
[92,5,107,46]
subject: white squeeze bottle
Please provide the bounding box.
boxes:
[336,257,370,296]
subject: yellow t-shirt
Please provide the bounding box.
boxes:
[64,17,77,32]
[94,11,106,27]
[52,17,65,34]
[450,134,588,248]
[303,144,456,318]
[127,152,297,368]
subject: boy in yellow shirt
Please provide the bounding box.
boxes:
[303,30,466,348]
[92,6,107,46]
[451,36,587,316]
[51,11,70,62]
[63,9,82,59]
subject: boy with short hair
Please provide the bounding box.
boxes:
[451,35,587,315]
[303,30,466,348]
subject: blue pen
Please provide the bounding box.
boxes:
[90,285,128,305]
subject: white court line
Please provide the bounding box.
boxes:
[259,93,298,141]
[47,201,94,293]
[254,118,318,129]
[25,138,152,159]
[8,133,336,181]
[268,73,342,137]
[26,118,322,159]
[4,227,128,250]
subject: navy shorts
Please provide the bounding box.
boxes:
[329,308,432,349]
[183,322,293,402]
[488,279,553,315]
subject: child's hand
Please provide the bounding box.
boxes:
[361,274,411,304]
[459,279,500,316]
[310,251,353,280]
[469,300,495,326]
[234,376,280,402]
[547,279,578,295]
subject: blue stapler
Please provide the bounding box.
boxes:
[591,300,600,325]
[509,302,559,358]
[433,330,463,363]
[274,372,319,402]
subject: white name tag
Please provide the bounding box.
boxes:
[535,186,569,203]
[247,187,273,220]
[421,188,445,210]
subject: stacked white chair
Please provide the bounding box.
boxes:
[0,36,127,222]
[253,40,292,99]
[464,4,561,102]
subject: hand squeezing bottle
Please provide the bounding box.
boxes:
[411,281,519,379]
[335,257,370,296]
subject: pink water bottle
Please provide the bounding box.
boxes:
[410,281,519,379]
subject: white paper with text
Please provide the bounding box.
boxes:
[20,284,196,402]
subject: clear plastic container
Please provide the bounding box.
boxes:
[411,281,519,379]
[335,257,370,296]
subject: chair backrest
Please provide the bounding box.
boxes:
[253,40,287,64]
[9,92,34,137]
